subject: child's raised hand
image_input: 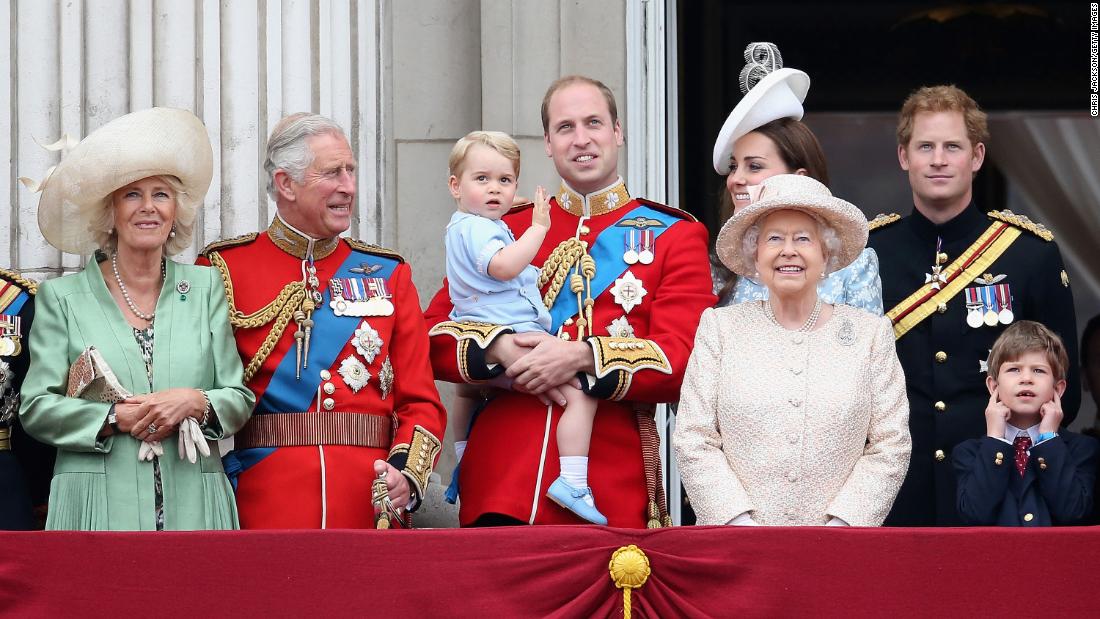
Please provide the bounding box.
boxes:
[532,185,551,229]
[984,390,1010,438]
[1039,390,1064,434]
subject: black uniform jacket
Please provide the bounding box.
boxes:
[870,204,1079,526]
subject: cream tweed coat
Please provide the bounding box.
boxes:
[674,302,911,526]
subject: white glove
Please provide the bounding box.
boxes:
[177,417,211,464]
[137,440,164,462]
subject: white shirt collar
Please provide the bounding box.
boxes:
[1004,422,1041,445]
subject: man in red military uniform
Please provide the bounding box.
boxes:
[425,76,716,527]
[199,113,445,529]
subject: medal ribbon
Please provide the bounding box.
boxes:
[546,203,680,333]
[256,252,398,414]
[0,282,29,316]
[886,222,1022,340]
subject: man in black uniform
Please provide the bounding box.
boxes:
[870,85,1079,526]
[0,268,53,529]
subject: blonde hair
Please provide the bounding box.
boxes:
[987,320,1069,381]
[896,85,989,148]
[448,131,521,179]
[88,175,197,256]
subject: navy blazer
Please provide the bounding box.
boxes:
[954,432,1098,526]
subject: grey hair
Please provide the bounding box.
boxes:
[88,175,197,256]
[740,209,842,276]
[264,113,348,201]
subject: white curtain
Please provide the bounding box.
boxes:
[989,113,1100,430]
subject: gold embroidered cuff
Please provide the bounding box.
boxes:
[587,337,672,379]
[390,425,442,500]
[429,321,511,348]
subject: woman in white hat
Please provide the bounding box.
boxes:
[19,108,255,530]
[673,174,910,526]
[711,43,882,314]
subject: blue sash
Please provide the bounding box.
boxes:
[256,251,399,413]
[547,204,680,333]
[1,290,29,316]
[228,249,399,484]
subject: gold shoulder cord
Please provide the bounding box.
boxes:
[208,251,307,382]
[0,268,38,295]
[538,237,596,338]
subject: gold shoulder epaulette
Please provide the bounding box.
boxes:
[200,232,259,256]
[636,198,699,223]
[868,213,901,231]
[343,238,406,263]
[0,267,37,295]
[987,209,1053,241]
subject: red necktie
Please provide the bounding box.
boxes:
[1013,434,1032,477]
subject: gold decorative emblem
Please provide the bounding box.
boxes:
[589,337,671,378]
[610,271,647,313]
[428,321,510,348]
[379,357,394,400]
[398,425,442,498]
[609,545,651,619]
[338,355,370,393]
[868,213,900,231]
[987,209,1054,241]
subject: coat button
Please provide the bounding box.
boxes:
[935,351,947,363]
[792,335,804,345]
[579,225,591,235]
[320,370,331,380]
[323,382,336,395]
[790,398,802,407]
[788,434,799,444]
[934,401,946,412]
[936,302,947,314]
[935,449,945,462]
[787,471,798,482]
[322,397,335,411]
[1038,457,1047,470]
[1024,513,1034,522]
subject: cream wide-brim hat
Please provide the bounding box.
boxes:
[711,67,810,175]
[36,107,213,255]
[715,174,868,277]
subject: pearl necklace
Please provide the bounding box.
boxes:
[111,252,164,322]
[765,298,823,333]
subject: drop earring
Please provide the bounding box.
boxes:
[169,224,177,238]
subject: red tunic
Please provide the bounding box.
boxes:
[199,219,446,529]
[425,182,716,527]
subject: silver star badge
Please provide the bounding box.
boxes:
[379,357,394,400]
[353,322,383,364]
[338,355,370,393]
[610,271,647,313]
[607,316,635,338]
[979,349,992,374]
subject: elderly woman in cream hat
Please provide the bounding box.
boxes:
[673,174,910,526]
[19,108,254,530]
[710,42,882,314]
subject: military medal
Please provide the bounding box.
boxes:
[924,241,948,291]
[610,271,647,313]
[338,355,370,393]
[638,230,654,265]
[964,287,984,329]
[0,315,21,357]
[379,357,394,400]
[607,316,635,338]
[353,321,383,364]
[981,286,999,327]
[363,278,395,317]
[995,283,1014,325]
[622,230,639,265]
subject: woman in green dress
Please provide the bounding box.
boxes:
[20,107,255,530]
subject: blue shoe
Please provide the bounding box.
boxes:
[444,462,460,505]
[547,477,607,525]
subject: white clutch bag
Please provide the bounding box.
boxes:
[66,346,132,403]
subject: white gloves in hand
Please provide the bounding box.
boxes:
[177,417,210,464]
[137,440,164,462]
[134,418,209,463]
